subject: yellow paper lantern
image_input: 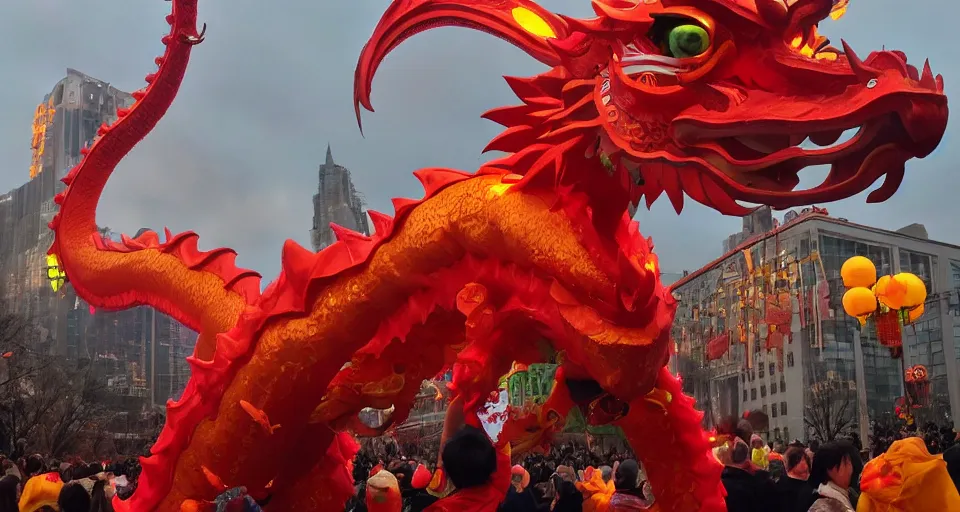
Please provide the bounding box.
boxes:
[874,275,906,310]
[895,272,927,309]
[45,254,66,292]
[841,256,877,288]
[907,304,925,324]
[842,287,877,319]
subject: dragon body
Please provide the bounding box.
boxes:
[47,0,946,511]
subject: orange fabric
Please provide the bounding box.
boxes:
[858,438,960,511]
[576,467,615,512]
[18,472,63,512]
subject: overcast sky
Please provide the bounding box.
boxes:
[0,1,955,283]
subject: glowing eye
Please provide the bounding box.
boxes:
[666,24,710,58]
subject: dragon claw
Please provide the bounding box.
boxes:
[181,22,207,45]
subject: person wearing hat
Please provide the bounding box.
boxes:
[367,470,403,512]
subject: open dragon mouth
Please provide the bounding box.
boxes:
[715,125,864,162]
[686,113,917,207]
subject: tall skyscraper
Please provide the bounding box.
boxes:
[0,70,193,404]
[311,145,370,251]
[2,69,135,318]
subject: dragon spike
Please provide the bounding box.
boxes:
[413,168,474,195]
[354,0,569,130]
[280,239,317,294]
[366,210,393,237]
[840,40,881,82]
[391,197,418,213]
[920,59,937,90]
[330,223,372,244]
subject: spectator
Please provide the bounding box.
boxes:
[0,475,20,512]
[721,439,776,512]
[776,447,813,512]
[425,427,510,512]
[945,444,960,493]
[57,481,92,512]
[807,441,857,512]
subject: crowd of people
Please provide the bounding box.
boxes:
[718,422,960,512]
[0,454,141,511]
[2,422,960,511]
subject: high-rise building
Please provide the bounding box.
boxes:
[0,70,193,405]
[311,145,370,251]
[671,209,960,444]
[2,69,134,325]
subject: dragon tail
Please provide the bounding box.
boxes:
[47,0,260,361]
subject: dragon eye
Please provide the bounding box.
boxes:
[666,24,710,58]
[648,17,712,59]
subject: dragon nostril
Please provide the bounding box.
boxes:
[866,78,878,89]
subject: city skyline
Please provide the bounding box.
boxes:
[0,1,955,284]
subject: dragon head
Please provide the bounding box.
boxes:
[356,0,947,217]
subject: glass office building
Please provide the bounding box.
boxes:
[672,210,960,442]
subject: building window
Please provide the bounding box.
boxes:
[780,376,786,391]
[743,389,748,402]
[784,427,790,442]
[787,352,795,367]
[780,401,788,415]
[769,363,776,375]
[771,382,778,394]
[761,385,767,398]
[751,388,757,400]
[759,365,765,378]
[772,406,778,418]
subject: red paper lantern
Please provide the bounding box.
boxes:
[875,310,902,357]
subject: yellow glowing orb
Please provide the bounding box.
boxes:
[511,7,556,38]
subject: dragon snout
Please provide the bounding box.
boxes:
[843,43,949,158]
[868,51,949,157]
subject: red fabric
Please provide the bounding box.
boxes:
[876,310,902,351]
[817,281,831,317]
[706,334,730,361]
[424,450,511,512]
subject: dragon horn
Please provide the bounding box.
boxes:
[354,0,569,129]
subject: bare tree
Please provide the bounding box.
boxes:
[0,309,51,390]
[804,368,857,442]
[0,306,110,456]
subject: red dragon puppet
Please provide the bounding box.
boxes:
[46,0,946,511]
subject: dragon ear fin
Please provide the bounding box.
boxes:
[355,0,569,126]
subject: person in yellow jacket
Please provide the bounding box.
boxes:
[857,437,960,511]
[750,435,769,470]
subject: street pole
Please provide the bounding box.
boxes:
[852,326,871,447]
[150,308,156,409]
